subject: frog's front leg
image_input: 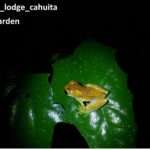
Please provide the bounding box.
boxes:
[80,97,107,114]
[73,98,86,114]
[78,101,89,114]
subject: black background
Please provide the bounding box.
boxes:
[0,2,149,148]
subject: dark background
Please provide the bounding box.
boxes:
[0,3,149,148]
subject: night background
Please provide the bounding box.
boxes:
[0,3,149,148]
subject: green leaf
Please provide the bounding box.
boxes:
[50,40,136,147]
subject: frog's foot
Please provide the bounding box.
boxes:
[78,103,91,114]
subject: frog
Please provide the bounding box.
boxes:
[64,80,109,114]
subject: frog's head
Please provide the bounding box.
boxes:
[64,80,82,97]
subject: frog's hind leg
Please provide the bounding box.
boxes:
[86,84,108,95]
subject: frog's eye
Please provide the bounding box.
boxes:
[65,86,70,91]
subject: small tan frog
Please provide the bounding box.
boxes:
[64,80,109,114]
